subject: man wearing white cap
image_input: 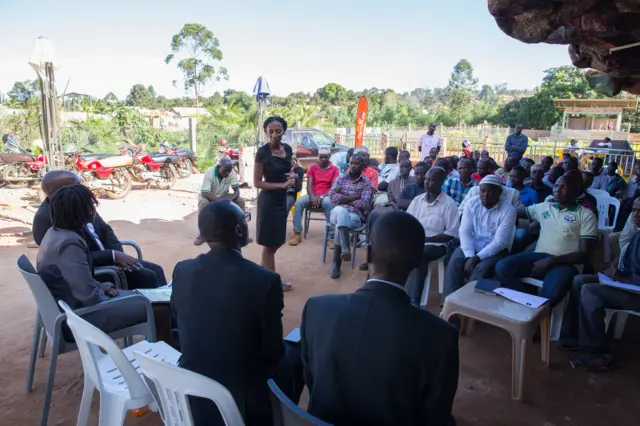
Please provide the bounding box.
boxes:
[443,175,517,300]
[289,147,340,246]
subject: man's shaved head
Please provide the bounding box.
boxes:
[198,200,248,249]
[41,170,81,197]
[369,211,424,282]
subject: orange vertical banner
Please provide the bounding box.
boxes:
[354,96,368,148]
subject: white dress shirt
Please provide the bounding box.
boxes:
[379,163,399,183]
[407,192,460,246]
[460,196,517,260]
[418,133,442,162]
[458,185,523,215]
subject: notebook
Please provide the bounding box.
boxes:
[135,287,172,303]
[474,279,501,295]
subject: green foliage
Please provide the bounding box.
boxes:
[316,83,348,106]
[166,23,228,108]
[444,59,478,124]
[8,80,39,106]
[126,84,155,107]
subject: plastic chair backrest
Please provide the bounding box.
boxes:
[58,301,149,401]
[592,194,620,230]
[586,188,608,199]
[134,351,244,426]
[267,379,331,426]
[17,255,64,339]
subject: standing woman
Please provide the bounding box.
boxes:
[254,116,296,290]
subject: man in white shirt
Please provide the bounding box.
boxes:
[458,182,523,214]
[406,167,460,305]
[378,146,400,188]
[418,122,442,162]
[443,175,517,300]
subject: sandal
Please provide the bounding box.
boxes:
[282,282,293,292]
[570,353,614,371]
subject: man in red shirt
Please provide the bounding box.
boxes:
[471,158,495,183]
[289,147,340,246]
[354,145,379,188]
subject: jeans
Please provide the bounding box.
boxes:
[407,245,447,302]
[292,194,333,233]
[564,277,640,353]
[329,206,361,245]
[511,227,539,254]
[443,247,507,301]
[494,252,578,307]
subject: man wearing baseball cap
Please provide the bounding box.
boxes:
[443,174,517,300]
[289,147,340,246]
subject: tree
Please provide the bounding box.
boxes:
[165,23,228,109]
[147,85,157,99]
[478,84,498,105]
[8,80,38,105]
[444,59,478,123]
[126,84,154,107]
[316,83,347,106]
[104,92,119,104]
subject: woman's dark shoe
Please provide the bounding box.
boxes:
[570,353,614,371]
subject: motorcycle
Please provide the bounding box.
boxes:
[119,145,178,190]
[74,153,133,199]
[1,141,47,189]
[159,141,197,178]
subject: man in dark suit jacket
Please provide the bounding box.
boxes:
[171,200,302,426]
[32,170,165,289]
[301,211,460,426]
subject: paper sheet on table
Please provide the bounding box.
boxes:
[135,288,172,303]
[284,328,301,343]
[493,288,548,309]
[598,273,640,295]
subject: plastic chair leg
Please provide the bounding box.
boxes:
[322,226,329,263]
[77,378,95,426]
[350,232,358,269]
[437,259,445,294]
[511,336,529,401]
[549,296,568,342]
[26,313,42,393]
[98,393,127,426]
[420,266,433,307]
[38,329,47,359]
[614,312,629,339]
[539,311,551,366]
[40,334,60,426]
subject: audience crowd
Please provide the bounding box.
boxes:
[30,118,640,425]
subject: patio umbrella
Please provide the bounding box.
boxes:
[29,37,61,170]
[253,76,270,148]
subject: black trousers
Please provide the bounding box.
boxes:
[124,260,167,289]
[407,245,448,302]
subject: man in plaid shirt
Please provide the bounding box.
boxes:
[328,153,374,278]
[443,157,478,206]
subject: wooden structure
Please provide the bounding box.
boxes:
[554,99,638,132]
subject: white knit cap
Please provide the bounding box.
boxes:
[318,147,331,155]
[480,174,504,187]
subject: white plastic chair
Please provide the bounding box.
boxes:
[419,256,445,308]
[59,301,181,426]
[605,309,640,339]
[586,188,608,199]
[520,278,568,341]
[135,351,245,426]
[592,194,621,261]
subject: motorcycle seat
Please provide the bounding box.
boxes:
[1,153,37,163]
[99,155,134,168]
[81,153,111,161]
[176,149,194,158]
[150,153,180,164]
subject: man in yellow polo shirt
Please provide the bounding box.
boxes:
[194,158,245,246]
[494,173,598,307]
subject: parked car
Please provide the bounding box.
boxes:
[282,128,350,163]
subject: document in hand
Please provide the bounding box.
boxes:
[494,288,549,309]
[135,287,172,303]
[598,273,640,295]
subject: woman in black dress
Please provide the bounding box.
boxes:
[254,116,297,290]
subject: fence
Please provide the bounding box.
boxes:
[338,134,639,178]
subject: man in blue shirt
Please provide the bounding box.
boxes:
[504,124,528,162]
[508,165,538,207]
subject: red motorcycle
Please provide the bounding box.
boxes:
[1,150,47,189]
[218,139,240,173]
[120,145,177,190]
[74,154,133,199]
[159,141,197,178]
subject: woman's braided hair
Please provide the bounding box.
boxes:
[50,184,98,232]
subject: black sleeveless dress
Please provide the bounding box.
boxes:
[255,143,292,247]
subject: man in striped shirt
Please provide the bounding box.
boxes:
[443,157,478,206]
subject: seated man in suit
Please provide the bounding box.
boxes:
[194,158,244,245]
[33,170,165,289]
[171,201,303,426]
[37,184,150,339]
[301,211,459,426]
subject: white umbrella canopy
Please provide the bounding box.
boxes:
[28,37,58,78]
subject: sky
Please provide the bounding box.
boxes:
[0,0,572,100]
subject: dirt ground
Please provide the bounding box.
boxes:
[0,177,639,426]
